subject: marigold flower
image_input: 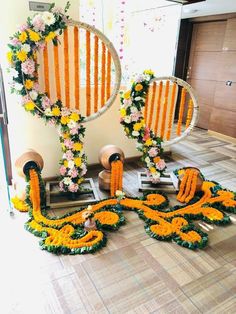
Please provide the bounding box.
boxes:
[73,142,82,151]
[19,31,27,43]
[16,50,27,62]
[24,101,35,111]
[123,90,131,99]
[70,112,80,122]
[24,79,34,90]
[7,51,13,63]
[28,30,41,42]
[52,106,60,116]
[135,84,143,92]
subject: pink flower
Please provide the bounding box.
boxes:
[42,96,52,109]
[148,147,159,157]
[32,15,45,32]
[130,112,141,122]
[70,127,78,135]
[10,38,21,46]
[59,165,67,175]
[21,95,31,105]
[155,159,166,171]
[143,127,150,141]
[48,119,56,127]
[21,59,35,76]
[61,108,70,116]
[64,139,74,149]
[36,41,46,50]
[18,23,28,32]
[65,150,74,160]
[68,168,78,178]
[33,82,40,91]
[68,183,79,192]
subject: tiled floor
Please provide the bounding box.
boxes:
[1,128,236,314]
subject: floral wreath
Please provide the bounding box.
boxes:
[120,70,166,183]
[7,2,87,193]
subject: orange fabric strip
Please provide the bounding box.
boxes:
[53,45,61,100]
[154,81,163,134]
[64,28,70,108]
[94,35,99,112]
[177,87,187,136]
[101,42,106,107]
[86,30,91,116]
[74,26,80,110]
[185,98,193,129]
[43,45,50,97]
[148,82,157,129]
[106,50,111,101]
[166,83,177,140]
[160,80,170,139]
[144,88,150,122]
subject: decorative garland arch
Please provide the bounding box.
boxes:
[7,3,121,193]
[120,70,199,183]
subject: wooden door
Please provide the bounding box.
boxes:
[187,19,236,137]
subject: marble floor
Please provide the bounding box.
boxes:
[1,128,236,314]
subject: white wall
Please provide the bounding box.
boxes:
[0,0,181,179]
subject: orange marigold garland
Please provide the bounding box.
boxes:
[22,166,235,254]
[176,87,186,136]
[110,160,123,197]
[185,98,193,129]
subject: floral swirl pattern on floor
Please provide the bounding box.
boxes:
[20,167,236,254]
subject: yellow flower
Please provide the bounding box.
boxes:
[135,84,143,92]
[123,90,131,99]
[16,50,27,62]
[149,167,156,173]
[73,142,82,151]
[63,132,69,139]
[64,160,68,167]
[120,108,126,117]
[28,30,40,42]
[144,69,154,76]
[52,106,60,116]
[78,177,84,184]
[24,101,35,111]
[74,157,82,167]
[45,31,56,42]
[19,31,27,43]
[133,123,143,131]
[24,79,33,90]
[7,51,13,63]
[145,138,152,146]
[61,116,70,125]
[70,112,80,122]
[125,127,130,134]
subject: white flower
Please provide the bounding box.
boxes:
[44,108,53,116]
[21,44,30,53]
[79,134,84,141]
[124,116,131,124]
[68,160,75,169]
[134,96,142,101]
[152,140,157,145]
[145,157,150,164]
[68,120,77,129]
[152,172,161,182]
[63,177,72,185]
[130,106,138,113]
[132,131,139,137]
[29,90,38,100]
[8,68,19,79]
[14,83,23,91]
[42,12,56,26]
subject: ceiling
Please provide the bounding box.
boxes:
[182,0,236,19]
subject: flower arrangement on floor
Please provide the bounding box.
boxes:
[14,165,236,254]
[7,2,87,193]
[120,70,166,183]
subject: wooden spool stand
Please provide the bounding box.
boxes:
[138,172,179,193]
[45,178,99,209]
